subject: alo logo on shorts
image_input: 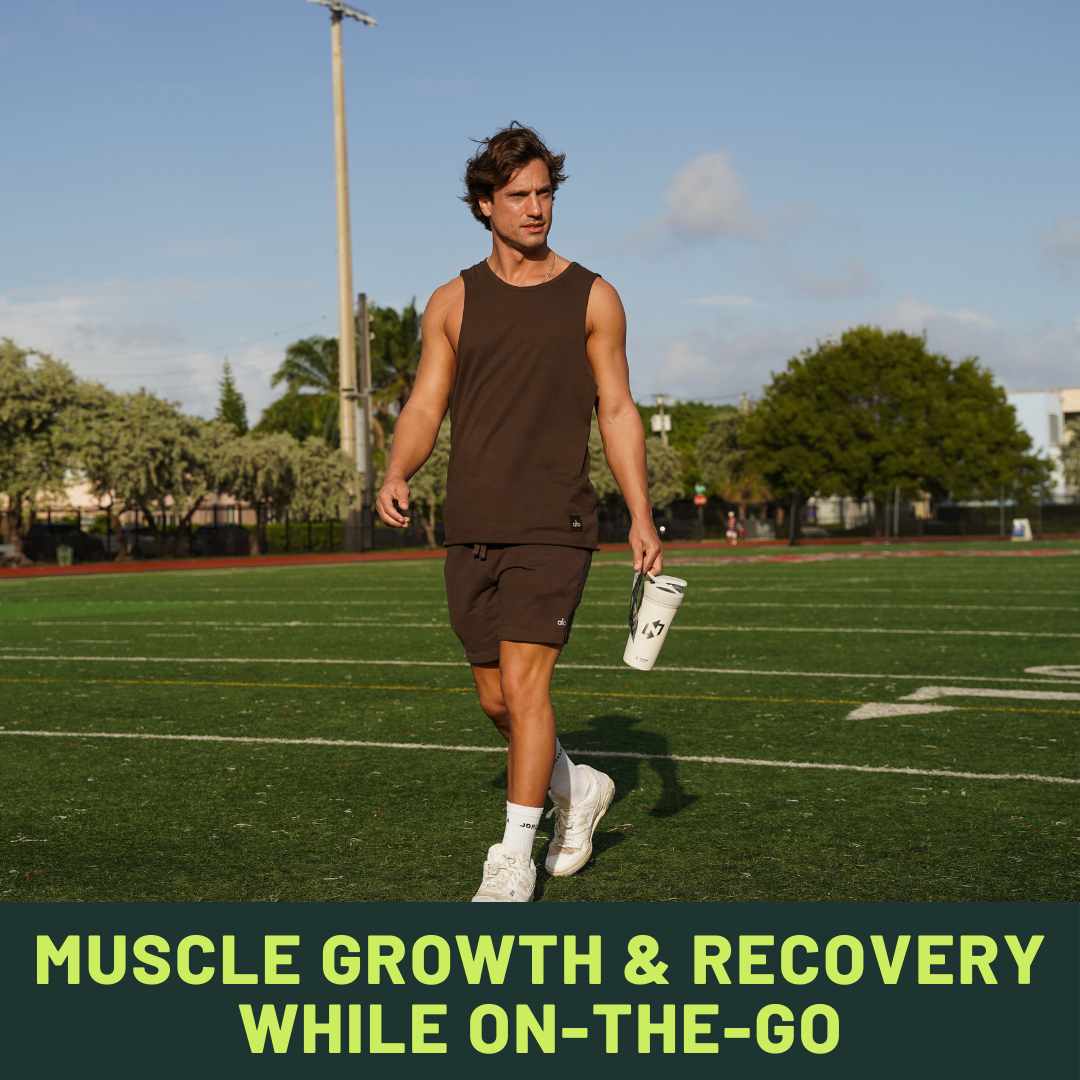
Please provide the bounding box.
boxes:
[557,618,567,626]
[569,515,583,530]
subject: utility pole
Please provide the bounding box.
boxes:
[308,0,376,552]
[356,292,375,548]
[652,394,673,447]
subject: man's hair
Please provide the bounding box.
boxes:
[461,122,567,230]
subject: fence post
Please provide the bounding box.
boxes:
[999,484,1005,539]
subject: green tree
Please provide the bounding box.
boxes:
[1063,419,1080,492]
[742,327,1050,539]
[77,390,229,558]
[645,436,686,513]
[637,400,733,488]
[256,300,422,452]
[369,299,422,437]
[408,419,450,548]
[588,416,620,501]
[218,433,299,555]
[71,384,141,558]
[215,360,248,436]
[695,410,770,513]
[0,339,81,559]
[256,337,340,447]
[291,437,355,523]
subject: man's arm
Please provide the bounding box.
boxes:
[585,278,663,576]
[374,279,462,527]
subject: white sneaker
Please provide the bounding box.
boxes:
[471,843,536,902]
[544,764,615,877]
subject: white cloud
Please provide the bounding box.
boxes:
[781,258,878,300]
[0,279,327,419]
[634,322,843,403]
[630,298,1080,404]
[682,294,768,308]
[882,295,997,332]
[663,152,765,240]
[631,152,769,246]
[1037,213,1080,279]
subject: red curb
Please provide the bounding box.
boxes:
[658,533,1080,552]
[0,548,448,579]
[3,533,1076,579]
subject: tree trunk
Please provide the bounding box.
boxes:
[249,504,266,556]
[873,498,886,537]
[422,506,437,549]
[3,496,34,564]
[108,505,132,561]
[141,506,167,558]
[788,491,801,546]
[174,497,204,558]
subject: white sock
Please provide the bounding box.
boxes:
[549,740,591,805]
[501,801,542,860]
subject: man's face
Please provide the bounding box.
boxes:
[479,158,553,250]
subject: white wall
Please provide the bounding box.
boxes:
[1007,390,1066,495]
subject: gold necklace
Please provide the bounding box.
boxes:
[542,251,558,282]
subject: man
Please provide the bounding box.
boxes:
[375,123,662,902]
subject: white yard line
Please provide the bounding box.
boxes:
[1,728,1075,785]
[10,597,1080,612]
[901,686,1080,702]
[573,625,1080,638]
[21,621,1080,638]
[845,703,958,720]
[584,601,1080,612]
[4,654,1080,685]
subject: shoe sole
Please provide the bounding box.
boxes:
[546,774,615,878]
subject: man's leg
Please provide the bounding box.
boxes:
[471,654,586,818]
[497,640,561,805]
[469,643,557,903]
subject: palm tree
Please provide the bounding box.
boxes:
[256,337,340,448]
[369,299,422,425]
[695,411,771,516]
[257,302,424,451]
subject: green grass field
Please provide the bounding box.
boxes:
[2,540,1078,903]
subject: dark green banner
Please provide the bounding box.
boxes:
[4,902,1076,1078]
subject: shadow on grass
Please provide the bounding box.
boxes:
[561,712,699,820]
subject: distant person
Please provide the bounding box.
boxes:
[375,123,663,902]
[725,511,739,546]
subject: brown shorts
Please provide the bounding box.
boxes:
[444,543,593,664]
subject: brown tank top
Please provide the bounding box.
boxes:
[443,259,600,548]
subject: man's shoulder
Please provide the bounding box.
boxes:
[424,276,466,323]
[585,274,625,328]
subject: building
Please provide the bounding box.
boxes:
[1006,388,1078,496]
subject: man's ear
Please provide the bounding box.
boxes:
[477,196,493,220]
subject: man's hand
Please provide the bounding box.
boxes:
[376,476,411,528]
[629,516,663,577]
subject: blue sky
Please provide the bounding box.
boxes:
[2,0,1078,421]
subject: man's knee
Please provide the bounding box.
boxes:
[477,686,508,722]
[500,669,548,714]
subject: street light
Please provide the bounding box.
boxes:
[307,0,376,551]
